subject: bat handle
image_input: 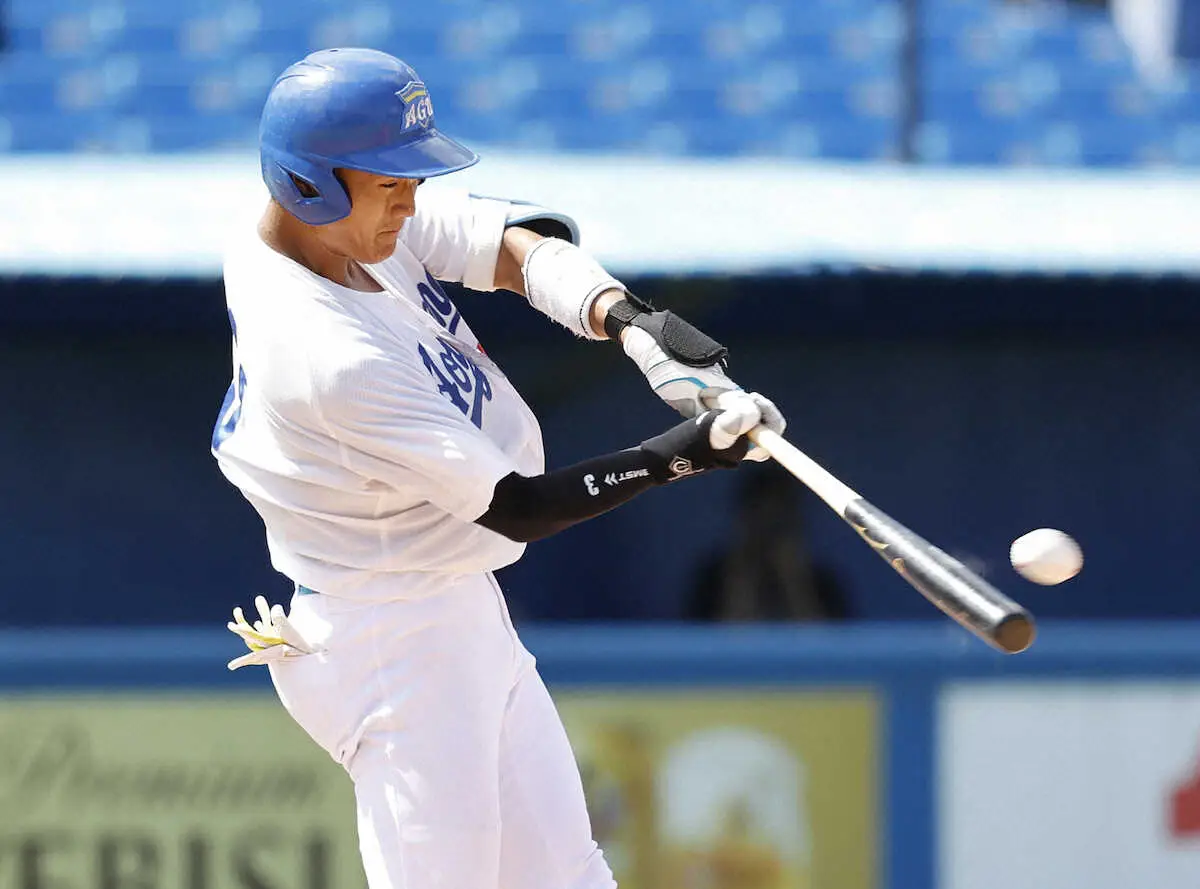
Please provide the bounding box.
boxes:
[747,426,859,514]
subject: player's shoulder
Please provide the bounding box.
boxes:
[406,186,581,245]
[222,230,402,370]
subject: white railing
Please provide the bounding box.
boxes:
[2,151,1200,277]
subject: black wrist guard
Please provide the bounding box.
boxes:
[604,297,729,370]
[640,412,748,483]
[601,291,654,339]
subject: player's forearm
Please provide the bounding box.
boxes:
[498,227,625,338]
[476,451,659,543]
[512,231,639,341]
[475,410,753,543]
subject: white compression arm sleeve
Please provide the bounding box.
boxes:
[520,238,626,340]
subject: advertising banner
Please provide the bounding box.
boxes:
[0,688,878,889]
[0,694,365,889]
[556,690,880,889]
[939,682,1200,889]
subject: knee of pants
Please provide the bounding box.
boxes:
[509,846,617,889]
[352,733,505,889]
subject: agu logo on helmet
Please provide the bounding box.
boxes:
[398,81,434,130]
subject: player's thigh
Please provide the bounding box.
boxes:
[269,578,518,762]
[346,614,513,889]
[498,667,617,889]
[272,582,520,889]
[350,723,504,889]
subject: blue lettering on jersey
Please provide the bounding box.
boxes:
[212,310,245,450]
[417,271,461,335]
[418,337,493,428]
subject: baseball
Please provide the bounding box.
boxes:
[1009,528,1083,585]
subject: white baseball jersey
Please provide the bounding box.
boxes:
[213,188,545,601]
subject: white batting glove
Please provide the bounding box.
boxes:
[707,390,768,449]
[226,595,316,671]
[622,325,734,415]
[622,326,786,461]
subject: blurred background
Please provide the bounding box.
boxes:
[2,0,1199,887]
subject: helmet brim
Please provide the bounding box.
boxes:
[337,128,479,180]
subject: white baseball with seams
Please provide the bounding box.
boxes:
[1009,528,1083,585]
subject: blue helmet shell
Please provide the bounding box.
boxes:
[259,48,479,225]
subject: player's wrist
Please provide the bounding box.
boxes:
[640,412,745,483]
[610,303,730,373]
[601,292,653,340]
[588,289,632,338]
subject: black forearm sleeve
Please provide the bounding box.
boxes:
[476,448,660,543]
[476,412,746,543]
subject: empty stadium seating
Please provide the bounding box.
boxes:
[919,0,1189,165]
[0,0,1196,165]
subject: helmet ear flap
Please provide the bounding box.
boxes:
[259,147,352,225]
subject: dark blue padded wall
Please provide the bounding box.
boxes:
[505,327,1200,623]
[1,285,1197,627]
[0,330,288,625]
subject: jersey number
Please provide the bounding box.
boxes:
[212,310,245,451]
[419,339,492,428]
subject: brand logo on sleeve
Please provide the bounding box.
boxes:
[397,81,434,130]
[669,457,696,477]
[605,469,650,486]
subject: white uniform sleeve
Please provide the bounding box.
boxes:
[399,188,511,293]
[314,350,517,523]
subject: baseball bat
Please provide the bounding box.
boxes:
[746,427,1035,654]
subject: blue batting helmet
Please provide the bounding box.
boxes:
[259,47,479,225]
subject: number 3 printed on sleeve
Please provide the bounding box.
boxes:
[419,338,493,428]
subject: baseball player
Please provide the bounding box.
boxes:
[215,48,785,889]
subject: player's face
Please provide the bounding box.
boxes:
[322,169,423,264]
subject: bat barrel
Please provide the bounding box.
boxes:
[746,425,1035,654]
[843,499,1036,654]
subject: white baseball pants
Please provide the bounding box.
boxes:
[267,573,616,889]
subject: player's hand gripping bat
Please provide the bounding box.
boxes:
[745,427,1035,654]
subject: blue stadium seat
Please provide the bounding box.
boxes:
[918,116,1166,167]
[0,0,1194,166]
[0,78,60,112]
[761,117,899,160]
[917,0,1189,168]
[1154,84,1200,123]
[1169,123,1200,164]
[107,28,181,55]
[143,114,256,150]
[0,111,110,151]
